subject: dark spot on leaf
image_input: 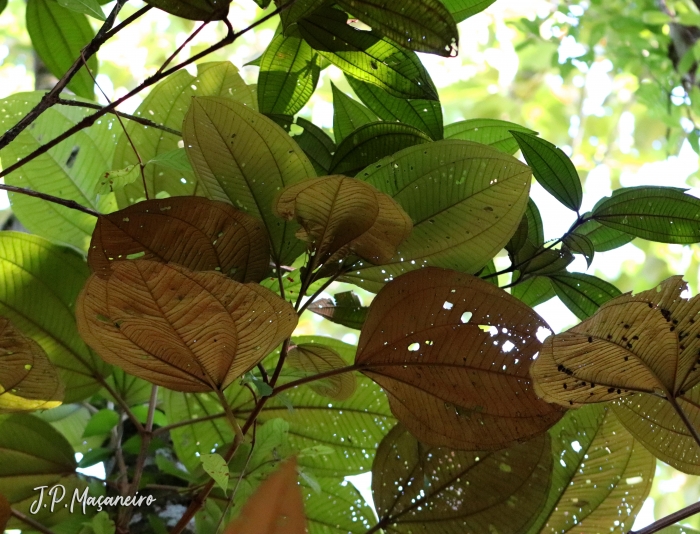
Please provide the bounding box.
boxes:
[66,146,79,168]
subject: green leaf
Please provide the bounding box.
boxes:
[0,414,87,527]
[525,406,655,534]
[591,187,700,243]
[105,368,152,407]
[336,0,458,56]
[183,96,315,265]
[0,0,7,16]
[517,246,574,277]
[89,511,115,534]
[307,291,369,330]
[114,61,255,207]
[346,140,532,292]
[441,0,497,22]
[303,476,376,533]
[147,148,193,173]
[143,0,230,20]
[511,131,583,211]
[525,199,545,247]
[26,0,97,99]
[657,527,700,534]
[505,213,529,256]
[511,275,555,307]
[549,272,622,320]
[0,233,109,403]
[329,121,431,176]
[258,29,321,116]
[299,7,439,100]
[201,453,230,493]
[562,232,595,268]
[277,0,327,28]
[346,75,443,140]
[82,408,119,437]
[56,0,105,20]
[444,118,536,154]
[574,218,634,252]
[78,447,112,468]
[0,93,116,251]
[95,165,140,195]
[331,82,379,144]
[270,115,336,175]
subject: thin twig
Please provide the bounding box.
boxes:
[629,500,700,534]
[157,21,210,75]
[0,184,99,216]
[10,509,57,534]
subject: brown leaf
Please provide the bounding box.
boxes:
[530,276,700,474]
[76,260,297,392]
[224,458,307,534]
[88,197,270,282]
[287,344,357,400]
[274,176,412,265]
[372,424,552,534]
[355,267,563,450]
[0,493,10,532]
[0,317,64,413]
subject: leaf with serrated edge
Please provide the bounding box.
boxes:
[76,261,297,392]
[356,267,563,450]
[287,344,357,400]
[531,276,700,474]
[525,405,655,534]
[0,317,63,413]
[88,197,270,282]
[372,424,552,533]
[183,97,315,265]
[224,458,307,534]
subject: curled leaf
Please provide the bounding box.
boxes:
[0,317,64,413]
[274,175,412,265]
[88,197,270,281]
[372,424,552,534]
[76,261,297,392]
[287,344,357,400]
[355,267,563,450]
[224,458,307,534]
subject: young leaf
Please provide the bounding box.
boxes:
[591,187,700,243]
[355,268,563,450]
[331,83,379,144]
[511,131,583,212]
[88,197,270,282]
[307,291,369,330]
[201,453,230,493]
[330,122,431,176]
[114,62,255,206]
[274,175,413,265]
[143,0,231,20]
[26,0,97,99]
[258,30,321,116]
[516,245,574,277]
[445,119,536,154]
[0,233,108,403]
[372,424,552,533]
[345,140,532,291]
[298,7,439,100]
[531,276,700,473]
[223,458,307,534]
[511,276,556,308]
[524,405,655,534]
[183,96,316,266]
[346,75,444,140]
[562,233,595,268]
[441,0,497,22]
[82,408,119,438]
[549,272,622,320]
[287,344,357,400]
[76,261,297,392]
[0,317,64,413]
[336,0,459,56]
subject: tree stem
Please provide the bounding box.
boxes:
[10,509,57,534]
[0,184,99,217]
[629,500,700,534]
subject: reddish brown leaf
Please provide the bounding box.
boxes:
[224,458,307,534]
[0,493,10,532]
[355,267,563,450]
[287,343,357,400]
[0,317,64,413]
[76,260,297,392]
[89,197,270,282]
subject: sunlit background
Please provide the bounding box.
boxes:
[1,0,700,530]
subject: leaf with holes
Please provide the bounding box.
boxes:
[287,343,357,400]
[88,197,270,282]
[530,276,700,474]
[308,291,369,330]
[183,97,316,266]
[445,119,536,154]
[0,317,64,413]
[344,140,532,292]
[76,260,297,392]
[274,175,412,265]
[524,405,655,534]
[355,267,563,450]
[336,0,458,56]
[224,458,307,534]
[331,83,379,144]
[372,424,552,533]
